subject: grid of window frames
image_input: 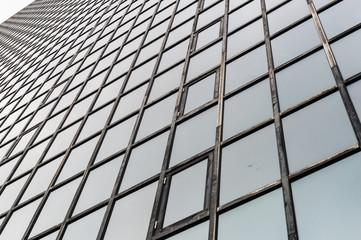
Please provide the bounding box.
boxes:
[0,0,360,239]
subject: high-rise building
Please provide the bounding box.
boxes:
[0,0,360,239]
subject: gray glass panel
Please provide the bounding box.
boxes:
[158,39,189,72]
[77,104,112,142]
[319,0,361,39]
[0,158,17,186]
[313,0,333,9]
[57,136,99,184]
[120,131,169,192]
[292,152,361,240]
[104,182,157,240]
[74,156,122,214]
[38,231,59,240]
[186,41,221,82]
[79,71,107,99]
[148,63,184,102]
[63,207,106,240]
[64,94,95,126]
[227,19,264,59]
[13,139,50,178]
[20,156,63,203]
[170,106,217,167]
[197,2,224,30]
[218,189,287,240]
[45,122,81,160]
[125,58,156,91]
[225,45,268,93]
[136,37,163,65]
[184,73,215,114]
[228,0,261,32]
[276,50,335,111]
[229,0,249,11]
[0,199,41,240]
[166,19,194,48]
[272,19,320,67]
[220,125,280,205]
[93,78,123,109]
[112,84,148,122]
[331,29,361,79]
[108,54,135,82]
[265,0,286,10]
[165,221,209,240]
[196,21,220,50]
[223,80,273,140]
[30,178,82,237]
[136,93,177,141]
[164,161,207,226]
[0,174,28,214]
[283,92,357,173]
[172,2,197,27]
[268,0,309,35]
[96,115,137,163]
[35,111,67,142]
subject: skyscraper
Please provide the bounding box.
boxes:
[0,0,360,239]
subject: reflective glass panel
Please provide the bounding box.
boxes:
[104,182,157,239]
[170,106,217,167]
[283,92,357,173]
[218,189,287,240]
[292,152,361,240]
[221,125,280,205]
[164,161,207,226]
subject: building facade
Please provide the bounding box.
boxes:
[0,0,360,239]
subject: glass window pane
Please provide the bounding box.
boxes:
[228,0,261,32]
[45,122,81,160]
[283,92,357,173]
[112,84,148,122]
[158,39,189,72]
[292,152,361,240]
[104,182,158,240]
[13,139,50,178]
[0,174,28,214]
[0,199,41,240]
[184,73,215,114]
[272,19,320,67]
[148,63,184,102]
[331,29,361,80]
[170,106,217,167]
[227,19,264,59]
[196,21,220,50]
[0,158,17,186]
[218,189,287,240]
[276,50,335,111]
[96,115,137,163]
[93,78,123,109]
[166,19,193,48]
[164,161,207,226]
[136,93,177,141]
[30,178,82,237]
[165,221,209,240]
[186,41,222,82]
[120,131,169,192]
[63,207,106,240]
[225,45,268,93]
[197,2,225,30]
[20,156,63,203]
[64,93,95,126]
[220,125,280,205]
[125,58,156,91]
[77,104,113,142]
[268,0,309,35]
[57,136,99,184]
[319,0,361,39]
[73,156,122,214]
[223,80,273,140]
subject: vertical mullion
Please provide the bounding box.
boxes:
[307,0,361,144]
[260,1,299,240]
[208,0,228,239]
